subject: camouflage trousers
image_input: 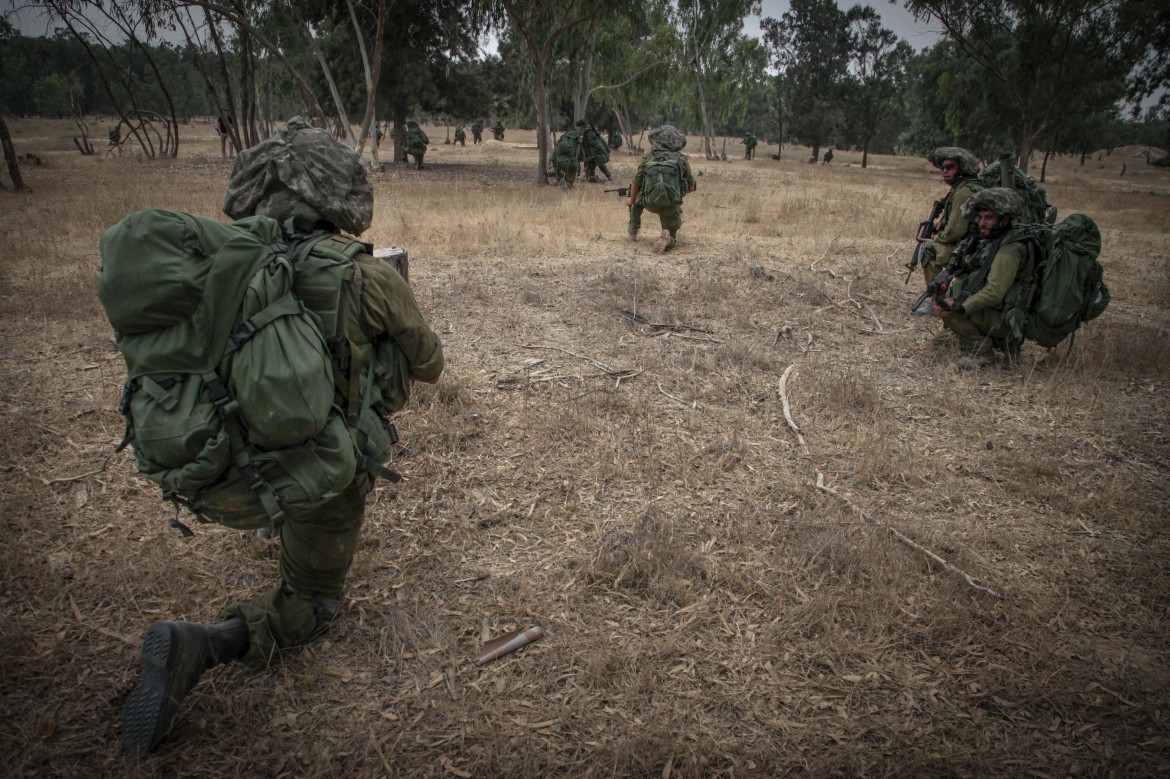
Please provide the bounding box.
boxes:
[556,165,579,187]
[933,307,1010,355]
[585,161,611,182]
[629,204,683,237]
[221,476,369,665]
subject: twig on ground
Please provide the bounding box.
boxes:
[778,364,808,455]
[42,452,115,486]
[657,382,699,409]
[521,343,614,373]
[615,310,716,334]
[815,473,1000,597]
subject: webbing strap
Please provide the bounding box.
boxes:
[140,375,179,411]
[223,294,305,356]
[200,370,285,524]
[344,261,364,425]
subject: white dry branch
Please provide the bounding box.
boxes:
[778,365,808,455]
[777,363,1000,597]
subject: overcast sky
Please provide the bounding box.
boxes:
[5,0,944,50]
[746,0,944,52]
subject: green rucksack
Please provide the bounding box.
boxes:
[638,152,684,210]
[99,209,405,533]
[1001,214,1110,348]
[980,158,1056,224]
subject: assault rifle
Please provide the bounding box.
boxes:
[905,198,946,283]
[910,228,981,314]
[604,187,630,198]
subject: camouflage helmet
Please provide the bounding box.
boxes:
[223,117,373,236]
[407,120,419,129]
[649,125,686,152]
[960,187,1025,219]
[926,147,981,178]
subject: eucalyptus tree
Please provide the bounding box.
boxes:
[904,0,1137,172]
[763,0,853,164]
[672,0,761,160]
[843,5,909,168]
[479,0,601,183]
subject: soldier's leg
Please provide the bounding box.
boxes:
[941,314,995,356]
[221,478,369,665]
[658,207,682,251]
[599,163,612,181]
[628,204,643,239]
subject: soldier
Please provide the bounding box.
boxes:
[625,124,697,254]
[582,123,613,183]
[932,188,1033,362]
[405,120,429,169]
[917,147,984,310]
[119,117,444,755]
[454,125,466,146]
[471,119,483,144]
[822,148,833,164]
[609,128,623,151]
[741,132,758,160]
[553,120,585,189]
[492,120,505,141]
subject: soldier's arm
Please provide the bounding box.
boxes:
[958,243,1023,315]
[935,184,977,245]
[353,254,444,383]
[681,157,696,193]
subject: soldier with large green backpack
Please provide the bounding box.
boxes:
[106,118,444,755]
[930,187,1109,360]
[624,125,697,254]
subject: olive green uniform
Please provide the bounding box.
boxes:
[406,124,429,169]
[553,129,584,187]
[583,128,612,182]
[471,121,483,144]
[454,126,466,146]
[935,234,1033,354]
[223,250,443,664]
[924,177,981,283]
[628,150,696,248]
[492,122,504,141]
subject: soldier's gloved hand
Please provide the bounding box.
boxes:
[935,298,965,316]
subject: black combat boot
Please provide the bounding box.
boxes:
[121,618,250,756]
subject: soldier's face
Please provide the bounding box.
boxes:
[940,160,959,185]
[977,210,1003,236]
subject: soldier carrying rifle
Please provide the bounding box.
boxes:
[907,147,983,314]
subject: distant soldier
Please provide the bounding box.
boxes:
[553,120,586,189]
[625,124,697,254]
[492,121,505,141]
[454,125,466,146]
[822,148,834,164]
[405,120,429,170]
[471,119,483,144]
[582,123,613,183]
[609,129,623,150]
[216,109,236,159]
[741,132,758,160]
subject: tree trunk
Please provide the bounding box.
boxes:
[572,20,599,121]
[861,138,869,169]
[302,21,357,147]
[811,142,821,164]
[534,51,552,184]
[0,116,29,191]
[694,62,714,160]
[1040,148,1053,182]
[348,0,386,164]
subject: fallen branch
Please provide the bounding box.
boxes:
[814,473,1000,597]
[778,364,808,454]
[41,452,115,486]
[521,343,614,373]
[657,382,699,409]
[615,310,715,334]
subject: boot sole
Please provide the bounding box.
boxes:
[121,623,175,756]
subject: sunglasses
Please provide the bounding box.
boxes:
[941,162,958,171]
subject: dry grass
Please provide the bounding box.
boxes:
[2,118,1169,777]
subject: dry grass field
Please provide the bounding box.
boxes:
[1,117,1169,778]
